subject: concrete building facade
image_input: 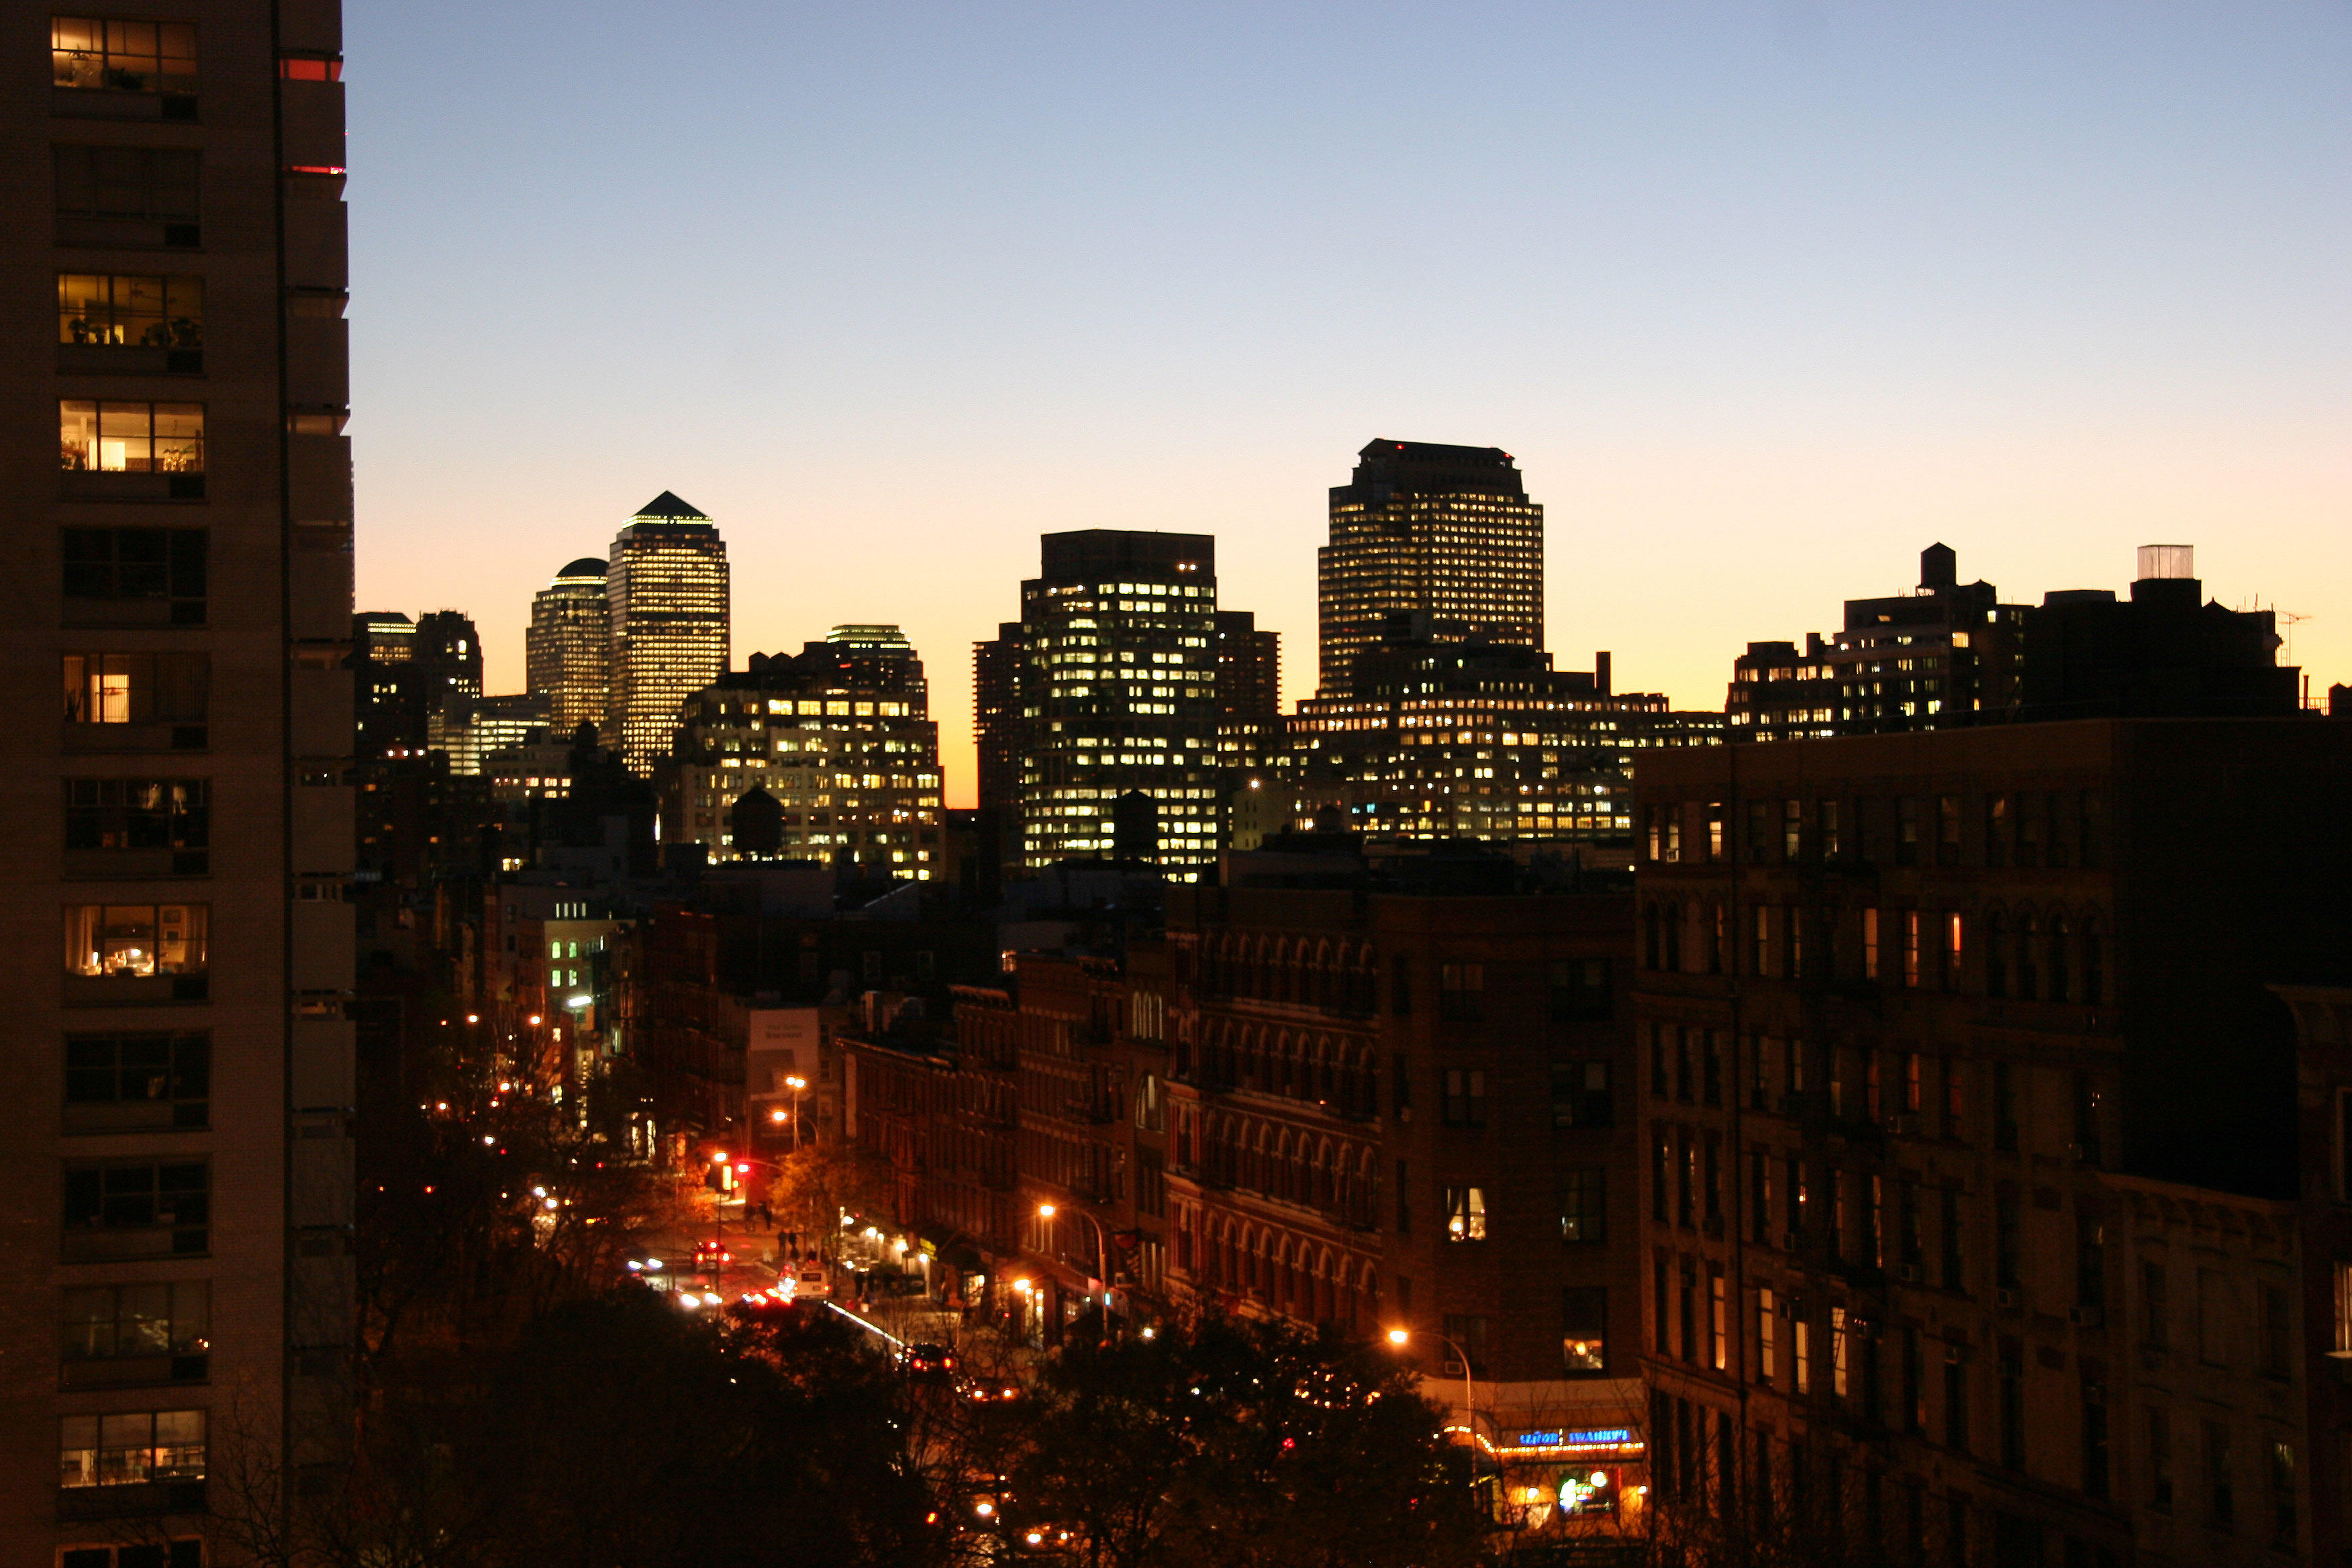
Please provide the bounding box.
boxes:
[5,0,357,1554]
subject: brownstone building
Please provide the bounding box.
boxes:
[1631,720,2352,1567]
[838,843,1655,1530]
[2,0,356,1557]
[846,985,1022,1290]
[1160,848,1649,1531]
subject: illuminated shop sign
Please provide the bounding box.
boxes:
[1510,1427,1636,1451]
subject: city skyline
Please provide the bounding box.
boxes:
[346,3,2350,806]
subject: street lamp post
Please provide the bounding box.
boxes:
[1387,1327,1479,1482]
[1036,1202,1112,1304]
[707,1150,734,1277]
[783,1075,808,1150]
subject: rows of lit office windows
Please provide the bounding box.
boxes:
[1042,787,1214,801]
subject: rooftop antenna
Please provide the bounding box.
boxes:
[2281,609,2314,668]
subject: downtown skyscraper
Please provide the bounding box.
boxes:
[607,491,728,775]
[1317,440,1544,694]
[660,625,944,877]
[526,555,611,739]
[981,531,1224,879]
[4,0,356,1555]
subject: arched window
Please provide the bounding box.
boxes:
[1664,902,1684,973]
[2082,917,2106,1006]
[1984,910,2008,998]
[1643,903,1661,970]
[2016,913,2040,1001]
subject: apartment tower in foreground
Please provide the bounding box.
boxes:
[5,0,357,1557]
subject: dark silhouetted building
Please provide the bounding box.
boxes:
[2018,544,2297,720]
[1631,718,2352,1565]
[974,623,1026,871]
[352,607,481,758]
[1212,609,1283,780]
[1728,543,2296,743]
[1726,544,2025,742]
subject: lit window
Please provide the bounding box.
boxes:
[59,273,201,348]
[58,1408,206,1488]
[52,17,197,95]
[1444,1185,1488,1241]
[64,903,206,978]
[59,400,203,472]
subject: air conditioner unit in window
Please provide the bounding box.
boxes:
[2066,1305,2104,1329]
[1995,1287,2020,1309]
[1889,1113,1920,1137]
[1894,1263,1921,1284]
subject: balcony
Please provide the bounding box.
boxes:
[64,973,207,1006]
[58,1479,205,1522]
[62,1222,207,1263]
[61,470,203,502]
[58,342,201,376]
[62,1352,208,1390]
[63,847,207,879]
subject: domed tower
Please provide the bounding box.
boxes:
[526,556,611,737]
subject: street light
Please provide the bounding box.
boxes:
[784,1076,809,1150]
[1387,1326,1480,1481]
[1036,1202,1112,1303]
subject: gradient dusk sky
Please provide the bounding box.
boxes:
[346,1,2352,805]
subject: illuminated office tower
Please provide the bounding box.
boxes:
[4,0,357,1553]
[526,556,611,736]
[606,491,728,774]
[1317,440,1544,695]
[997,531,1223,879]
[663,626,943,876]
